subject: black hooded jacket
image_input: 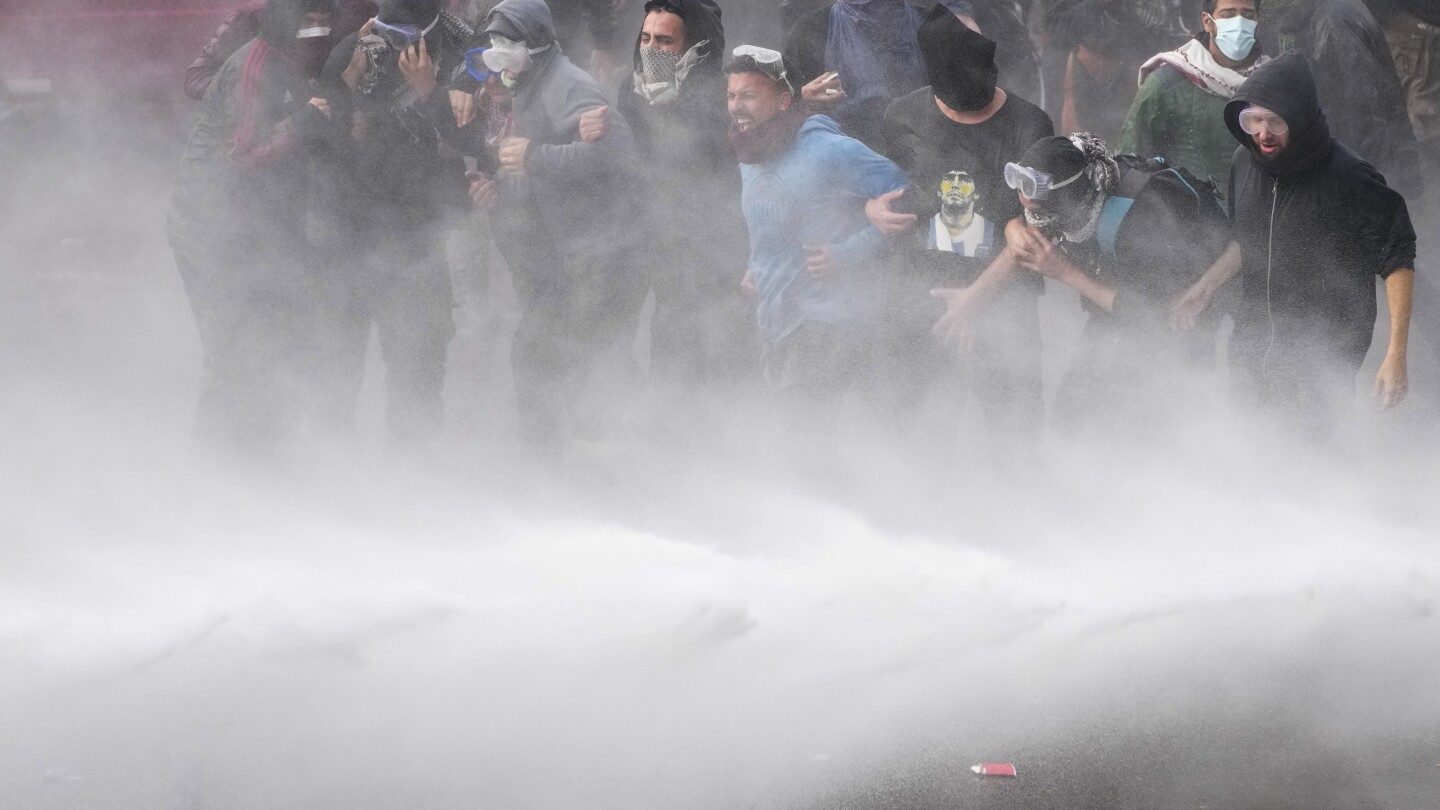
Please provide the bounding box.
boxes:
[1225,52,1416,376]
[616,1,737,224]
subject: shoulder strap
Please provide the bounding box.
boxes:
[1096,168,1150,258]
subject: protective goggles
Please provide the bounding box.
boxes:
[465,48,492,82]
[1238,106,1289,137]
[371,15,438,52]
[732,45,791,91]
[1004,162,1086,201]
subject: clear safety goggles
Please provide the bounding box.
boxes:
[732,44,791,91]
[1238,106,1289,137]
[371,15,438,52]
[1004,161,1086,201]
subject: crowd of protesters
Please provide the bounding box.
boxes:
[169,0,1430,467]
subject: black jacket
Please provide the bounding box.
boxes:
[316,12,474,244]
[1225,51,1417,377]
[615,0,744,278]
[1271,0,1422,200]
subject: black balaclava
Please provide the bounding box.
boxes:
[378,0,442,27]
[917,2,998,112]
[259,0,337,76]
[259,0,338,48]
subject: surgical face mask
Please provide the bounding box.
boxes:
[483,35,551,77]
[1209,14,1257,61]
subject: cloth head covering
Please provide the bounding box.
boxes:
[1018,133,1119,240]
[824,0,926,109]
[1224,50,1334,177]
[917,2,997,112]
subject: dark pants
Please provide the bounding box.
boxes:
[649,260,756,391]
[312,236,455,448]
[171,227,313,460]
[870,284,1045,470]
[509,258,647,456]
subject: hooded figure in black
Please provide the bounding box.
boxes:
[613,0,754,423]
[168,0,338,458]
[1224,51,1416,440]
[473,0,648,457]
[311,0,474,448]
[872,5,1053,470]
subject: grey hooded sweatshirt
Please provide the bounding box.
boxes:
[487,0,643,277]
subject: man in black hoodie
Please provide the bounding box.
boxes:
[313,0,474,449]
[613,0,753,423]
[1188,52,1416,441]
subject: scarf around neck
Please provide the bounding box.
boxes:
[1138,37,1270,97]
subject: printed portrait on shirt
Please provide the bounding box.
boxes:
[928,170,994,258]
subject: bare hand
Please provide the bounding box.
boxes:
[1374,354,1408,409]
[741,268,756,297]
[307,97,331,118]
[804,245,836,280]
[578,105,609,142]
[450,89,477,128]
[498,136,530,172]
[342,18,376,90]
[1170,281,1214,332]
[1004,217,1050,265]
[398,36,436,99]
[931,286,982,351]
[865,189,917,237]
[801,72,845,105]
[1013,233,1071,280]
[467,169,499,210]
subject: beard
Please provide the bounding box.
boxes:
[728,106,806,165]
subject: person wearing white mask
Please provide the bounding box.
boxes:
[1117,0,1269,200]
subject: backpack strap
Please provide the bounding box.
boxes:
[1095,167,1152,258]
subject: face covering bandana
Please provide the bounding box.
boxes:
[640,45,682,86]
[1210,15,1257,61]
[296,26,332,39]
[633,40,710,106]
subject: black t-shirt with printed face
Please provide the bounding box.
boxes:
[880,86,1055,292]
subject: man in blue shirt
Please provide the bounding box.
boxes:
[726,45,907,409]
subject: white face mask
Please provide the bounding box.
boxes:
[1210,14,1258,61]
[296,26,332,39]
[482,35,550,76]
